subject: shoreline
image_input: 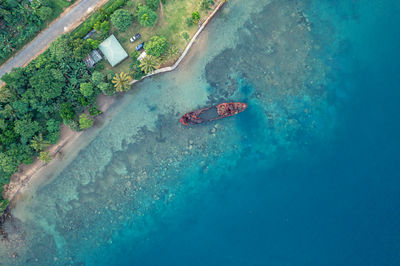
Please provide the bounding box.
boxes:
[0,0,226,226]
[135,1,227,80]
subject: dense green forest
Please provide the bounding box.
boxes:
[0,0,72,65]
[0,0,131,212]
[0,34,109,211]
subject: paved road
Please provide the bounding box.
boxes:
[0,0,106,83]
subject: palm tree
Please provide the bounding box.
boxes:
[112,72,131,92]
[161,45,179,63]
[140,55,159,74]
[30,133,50,152]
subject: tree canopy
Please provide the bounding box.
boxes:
[91,71,105,85]
[181,32,190,42]
[29,68,65,101]
[111,9,133,31]
[79,114,94,129]
[145,36,168,57]
[146,0,160,10]
[14,117,40,144]
[191,11,201,24]
[80,83,94,97]
[0,0,129,212]
[60,102,76,121]
[0,0,60,63]
[200,0,214,11]
[112,72,131,92]
[140,55,159,74]
[137,5,158,27]
[39,151,52,163]
[38,6,53,21]
[50,35,72,61]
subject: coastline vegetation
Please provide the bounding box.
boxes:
[0,0,220,212]
[0,0,75,66]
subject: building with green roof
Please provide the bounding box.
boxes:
[99,35,128,67]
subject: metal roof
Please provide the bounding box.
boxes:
[99,35,128,67]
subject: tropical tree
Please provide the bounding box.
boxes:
[191,11,200,24]
[72,38,92,59]
[39,151,52,163]
[97,82,113,95]
[80,82,94,97]
[146,0,159,10]
[38,6,52,21]
[91,71,104,85]
[30,133,50,152]
[89,106,102,116]
[0,86,13,103]
[137,5,158,27]
[0,152,19,174]
[1,67,28,91]
[11,101,28,118]
[14,117,40,144]
[130,59,145,80]
[60,102,76,121]
[100,21,111,34]
[46,119,60,144]
[112,72,131,92]
[46,119,60,133]
[160,45,179,63]
[181,32,190,42]
[140,55,159,74]
[87,38,100,49]
[111,9,132,31]
[29,68,64,101]
[94,20,111,34]
[0,199,9,213]
[49,35,72,61]
[200,0,214,11]
[144,35,168,57]
[79,114,94,129]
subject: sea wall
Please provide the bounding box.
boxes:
[131,0,227,84]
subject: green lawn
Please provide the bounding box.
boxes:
[102,0,219,75]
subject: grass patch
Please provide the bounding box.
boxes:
[102,0,219,74]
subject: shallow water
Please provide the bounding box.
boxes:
[1,0,400,265]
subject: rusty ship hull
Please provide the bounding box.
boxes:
[179,102,248,126]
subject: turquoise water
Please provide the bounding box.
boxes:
[1,0,400,264]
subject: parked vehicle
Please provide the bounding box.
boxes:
[137,51,147,61]
[130,33,141,43]
[135,42,145,51]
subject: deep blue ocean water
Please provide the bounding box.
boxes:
[1,0,400,265]
[113,1,400,265]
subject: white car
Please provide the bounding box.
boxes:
[130,33,141,43]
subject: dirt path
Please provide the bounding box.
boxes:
[159,0,165,19]
[0,0,108,86]
[160,0,164,21]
